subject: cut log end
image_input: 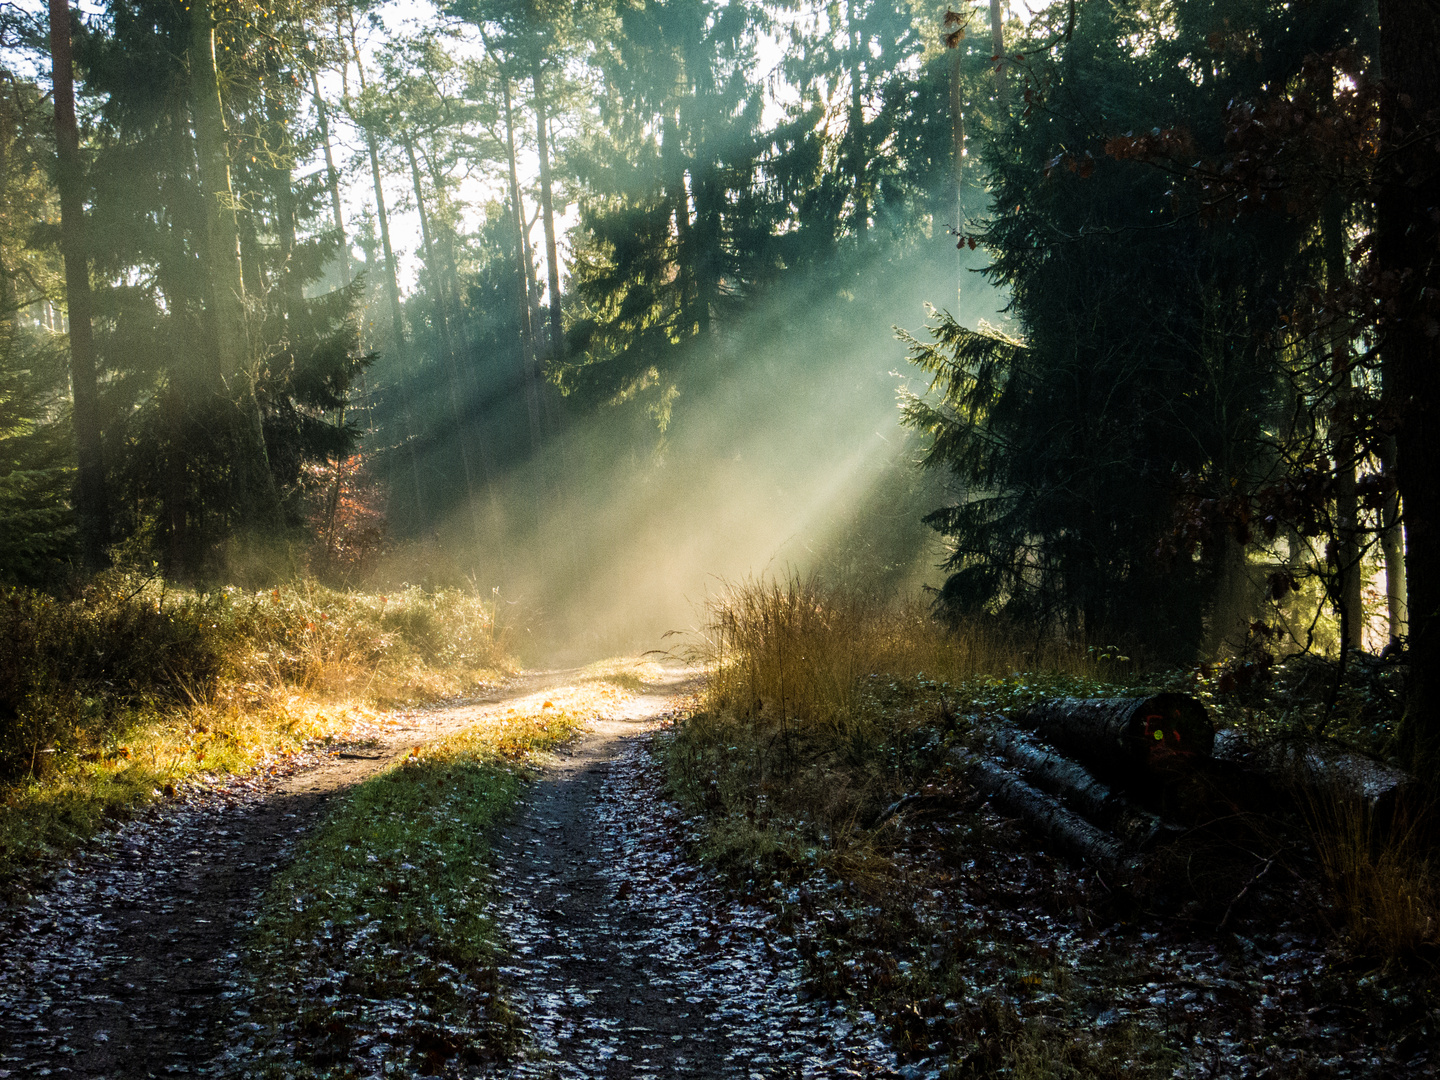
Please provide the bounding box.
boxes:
[1015,693,1214,775]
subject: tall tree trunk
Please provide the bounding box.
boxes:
[405,133,480,538]
[365,129,426,525]
[346,24,426,527]
[417,145,499,508]
[1323,195,1363,650]
[989,0,1008,110]
[344,23,423,529]
[532,59,564,363]
[403,135,447,354]
[311,69,350,287]
[420,148,470,354]
[949,33,964,222]
[846,0,868,242]
[1378,0,1440,770]
[48,0,109,565]
[691,161,720,336]
[1379,434,1407,645]
[946,15,966,292]
[501,72,542,453]
[661,111,695,330]
[273,99,303,323]
[189,0,278,526]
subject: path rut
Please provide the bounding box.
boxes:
[0,671,577,1078]
[486,670,896,1079]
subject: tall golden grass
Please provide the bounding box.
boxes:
[1308,794,1438,956]
[698,574,1090,730]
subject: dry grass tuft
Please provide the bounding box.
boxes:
[1309,794,1439,958]
[698,573,1087,734]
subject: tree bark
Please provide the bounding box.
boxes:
[989,0,1008,110]
[846,0,868,242]
[346,21,426,526]
[189,0,279,526]
[501,72,541,454]
[405,132,479,538]
[1379,434,1407,645]
[1323,194,1363,651]
[47,0,109,566]
[311,69,350,287]
[661,110,696,334]
[1377,0,1440,772]
[948,28,964,229]
[532,59,564,362]
[272,92,303,323]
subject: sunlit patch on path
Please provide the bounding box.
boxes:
[487,674,900,1079]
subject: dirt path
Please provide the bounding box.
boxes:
[0,667,903,1078]
[485,670,897,1079]
[0,670,580,1079]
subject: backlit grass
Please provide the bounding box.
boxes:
[0,574,514,896]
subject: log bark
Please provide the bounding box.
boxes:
[1211,729,1415,818]
[1014,694,1214,774]
[967,756,1130,871]
[991,728,1176,849]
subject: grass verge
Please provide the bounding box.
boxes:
[661,575,1436,1077]
[225,677,636,1078]
[0,574,513,899]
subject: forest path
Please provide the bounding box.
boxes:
[480,669,896,1078]
[0,665,900,1079]
[0,668,583,1078]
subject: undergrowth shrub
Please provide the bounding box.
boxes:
[668,575,1119,884]
[0,577,226,778]
[0,575,510,780]
[0,573,512,890]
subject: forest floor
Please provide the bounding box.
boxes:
[0,661,1434,1079]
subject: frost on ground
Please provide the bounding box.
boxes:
[0,758,321,1078]
[487,706,901,1079]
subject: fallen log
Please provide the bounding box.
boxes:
[1211,729,1414,818]
[1014,694,1214,776]
[965,754,1131,872]
[991,728,1178,849]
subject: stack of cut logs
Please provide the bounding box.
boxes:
[962,694,1415,873]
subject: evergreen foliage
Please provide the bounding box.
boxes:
[903,0,1373,661]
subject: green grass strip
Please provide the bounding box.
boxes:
[227,707,586,1078]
